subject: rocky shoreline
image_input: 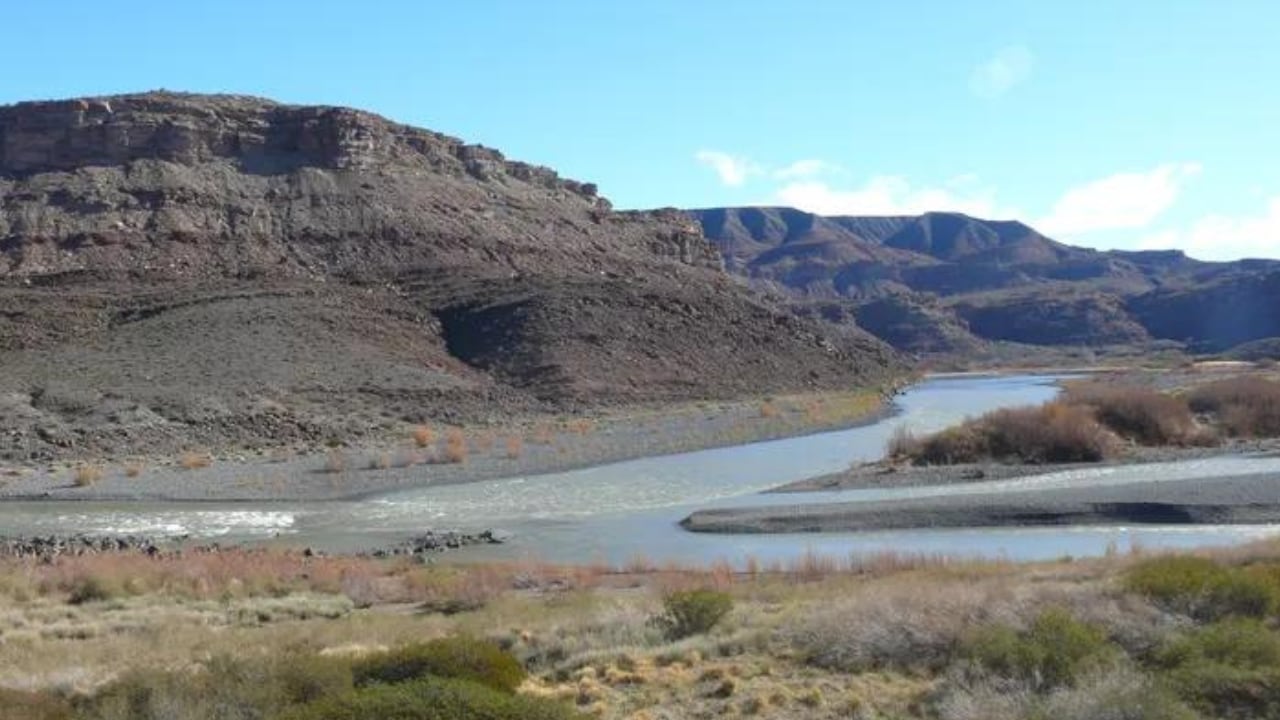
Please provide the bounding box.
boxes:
[0,530,508,562]
[0,388,897,503]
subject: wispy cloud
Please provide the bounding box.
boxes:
[773,159,842,181]
[969,45,1034,98]
[776,175,1012,218]
[694,150,762,187]
[1139,196,1280,261]
[1037,163,1201,236]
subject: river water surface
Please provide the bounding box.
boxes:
[2,374,1278,565]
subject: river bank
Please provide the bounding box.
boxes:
[772,438,1280,493]
[0,387,895,502]
[682,468,1280,533]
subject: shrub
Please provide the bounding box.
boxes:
[903,403,1121,465]
[1154,619,1280,719]
[323,450,348,474]
[961,608,1117,691]
[73,464,104,487]
[1064,385,1200,445]
[653,589,733,640]
[179,451,212,470]
[412,426,437,448]
[1125,556,1280,620]
[442,429,468,464]
[280,677,580,720]
[936,667,1197,720]
[352,636,526,693]
[67,575,113,605]
[81,653,354,720]
[1187,376,1280,438]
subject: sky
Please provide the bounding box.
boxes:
[3,1,1279,261]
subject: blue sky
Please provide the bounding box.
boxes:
[4,1,1278,260]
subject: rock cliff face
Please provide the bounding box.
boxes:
[689,206,1280,354]
[0,93,896,461]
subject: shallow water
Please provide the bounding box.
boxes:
[2,373,1277,565]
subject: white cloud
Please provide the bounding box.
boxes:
[1138,197,1280,261]
[694,150,762,187]
[776,175,1011,218]
[1036,163,1201,237]
[970,45,1034,98]
[773,159,841,180]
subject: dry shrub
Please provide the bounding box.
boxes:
[367,452,392,471]
[504,435,524,460]
[1187,376,1280,438]
[323,450,348,474]
[179,451,212,470]
[73,464,103,487]
[443,429,468,464]
[902,403,1121,465]
[1064,384,1202,446]
[123,461,144,478]
[758,401,780,419]
[411,425,437,448]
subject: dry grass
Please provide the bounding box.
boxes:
[758,401,781,419]
[4,540,1279,718]
[122,461,144,478]
[411,425,436,448]
[178,451,212,470]
[72,465,103,487]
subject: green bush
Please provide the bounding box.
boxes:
[279,677,581,720]
[352,636,526,694]
[1125,556,1279,620]
[962,608,1118,690]
[653,589,733,640]
[1154,619,1280,719]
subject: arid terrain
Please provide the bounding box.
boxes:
[0,93,899,466]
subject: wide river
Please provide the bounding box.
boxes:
[3,374,1279,565]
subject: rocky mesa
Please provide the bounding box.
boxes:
[0,92,897,462]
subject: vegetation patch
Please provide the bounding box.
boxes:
[652,589,733,640]
[352,636,527,693]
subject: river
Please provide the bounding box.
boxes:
[1,373,1277,565]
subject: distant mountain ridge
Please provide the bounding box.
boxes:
[688,206,1280,354]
